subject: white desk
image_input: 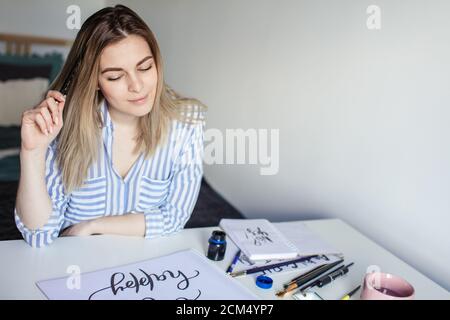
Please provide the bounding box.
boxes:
[0,219,448,300]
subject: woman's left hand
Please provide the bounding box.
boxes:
[61,220,97,237]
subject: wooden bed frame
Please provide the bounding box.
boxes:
[0,33,72,56]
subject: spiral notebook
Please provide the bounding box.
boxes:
[219,219,340,261]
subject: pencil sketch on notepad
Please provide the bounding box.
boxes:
[220,219,341,262]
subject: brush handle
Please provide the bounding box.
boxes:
[287,259,344,287]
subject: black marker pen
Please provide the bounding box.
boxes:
[316,262,354,287]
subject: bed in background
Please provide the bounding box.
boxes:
[0,33,243,241]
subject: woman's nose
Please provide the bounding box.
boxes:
[128,73,143,93]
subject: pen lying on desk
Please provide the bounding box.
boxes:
[297,262,355,294]
[276,259,344,297]
[316,262,354,287]
[341,285,361,300]
[226,250,241,274]
[284,259,344,288]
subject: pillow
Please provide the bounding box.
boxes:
[0,53,64,83]
[0,78,49,125]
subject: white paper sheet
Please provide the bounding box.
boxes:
[276,223,341,256]
[36,249,258,300]
[232,252,344,277]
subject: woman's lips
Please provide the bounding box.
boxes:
[128,94,148,105]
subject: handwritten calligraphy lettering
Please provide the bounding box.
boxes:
[88,269,200,300]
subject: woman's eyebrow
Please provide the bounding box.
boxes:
[101,55,153,74]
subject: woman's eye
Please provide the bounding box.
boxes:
[139,64,153,72]
[107,76,122,81]
[106,65,152,81]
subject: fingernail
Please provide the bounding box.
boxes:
[49,126,53,134]
[45,130,49,136]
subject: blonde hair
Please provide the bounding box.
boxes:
[49,5,206,194]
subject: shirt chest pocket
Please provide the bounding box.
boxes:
[138,176,171,208]
[67,176,107,220]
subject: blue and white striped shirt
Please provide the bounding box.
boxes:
[15,100,205,248]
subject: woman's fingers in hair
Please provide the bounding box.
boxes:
[39,107,54,135]
[46,97,59,126]
[34,112,49,136]
[46,90,66,103]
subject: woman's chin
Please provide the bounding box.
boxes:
[134,105,153,117]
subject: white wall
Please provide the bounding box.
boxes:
[0,0,106,55]
[108,0,450,291]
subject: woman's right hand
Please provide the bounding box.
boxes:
[21,90,66,152]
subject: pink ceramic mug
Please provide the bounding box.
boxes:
[360,272,415,300]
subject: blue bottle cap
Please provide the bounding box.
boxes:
[256,275,273,289]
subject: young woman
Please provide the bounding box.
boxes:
[14,5,206,248]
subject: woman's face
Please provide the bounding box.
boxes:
[98,34,158,121]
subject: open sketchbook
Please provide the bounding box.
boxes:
[220,219,341,261]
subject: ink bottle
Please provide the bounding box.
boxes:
[207,230,227,261]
